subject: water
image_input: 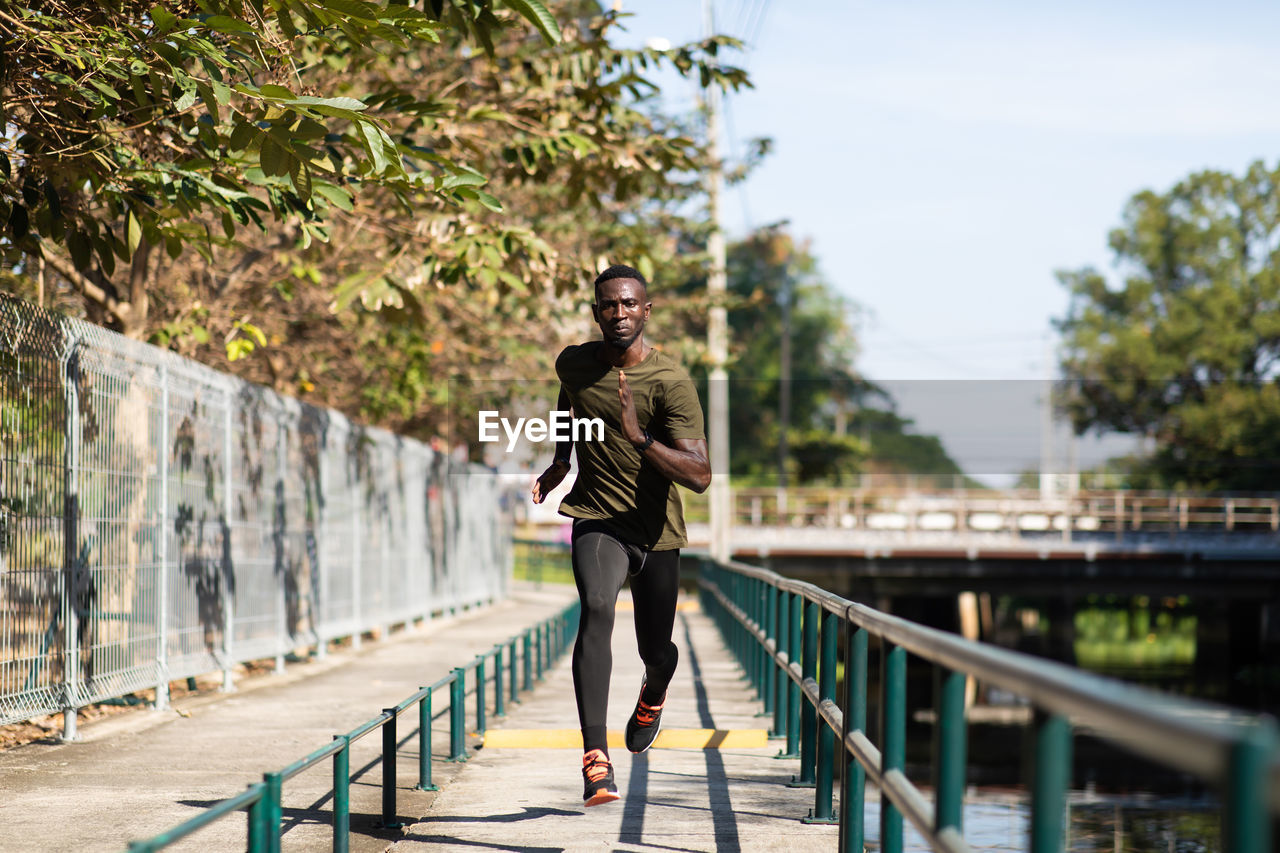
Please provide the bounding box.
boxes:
[853,790,1219,852]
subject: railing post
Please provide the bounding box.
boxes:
[333,735,350,853]
[508,637,519,704]
[417,690,438,791]
[1222,719,1275,853]
[933,667,967,834]
[523,630,533,692]
[475,656,487,735]
[764,584,777,724]
[790,598,818,788]
[247,784,267,853]
[535,624,544,681]
[804,609,838,823]
[880,642,906,853]
[494,646,505,717]
[840,623,867,853]
[1029,710,1072,853]
[381,709,404,828]
[263,771,282,853]
[785,591,802,759]
[773,586,790,743]
[450,667,467,761]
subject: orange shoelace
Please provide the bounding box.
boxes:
[583,749,611,783]
[635,697,665,727]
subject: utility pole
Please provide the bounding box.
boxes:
[777,264,791,517]
[704,0,730,562]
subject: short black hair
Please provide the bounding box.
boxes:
[593,264,648,300]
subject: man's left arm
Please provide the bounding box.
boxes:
[618,370,711,493]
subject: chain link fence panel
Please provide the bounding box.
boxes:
[0,295,511,726]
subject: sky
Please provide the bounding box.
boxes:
[613,0,1280,482]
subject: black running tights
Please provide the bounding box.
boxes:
[570,519,680,756]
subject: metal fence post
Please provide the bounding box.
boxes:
[246,783,267,853]
[221,384,235,692]
[840,623,868,853]
[790,598,818,788]
[880,642,906,853]
[494,646,505,717]
[333,735,350,853]
[1029,710,1072,853]
[381,709,403,828]
[785,591,802,759]
[263,771,282,853]
[523,630,532,692]
[450,667,467,761]
[934,667,967,834]
[61,344,81,741]
[1222,719,1276,853]
[475,656,487,736]
[763,584,777,723]
[804,609,838,823]
[351,457,362,651]
[274,419,287,675]
[773,587,790,745]
[155,365,170,710]
[535,624,544,681]
[509,638,519,704]
[417,690,438,791]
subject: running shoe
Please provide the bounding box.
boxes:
[624,677,666,754]
[582,749,620,806]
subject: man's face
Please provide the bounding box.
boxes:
[592,278,651,350]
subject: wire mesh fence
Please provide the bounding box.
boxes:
[0,294,510,728]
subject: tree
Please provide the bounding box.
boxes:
[1055,160,1280,491]
[1,0,571,336]
[2,2,750,441]
[676,227,965,486]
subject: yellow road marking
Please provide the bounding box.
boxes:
[481,728,767,749]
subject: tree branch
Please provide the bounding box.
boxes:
[38,242,132,324]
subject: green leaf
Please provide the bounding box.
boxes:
[150,5,178,34]
[126,209,143,254]
[499,0,561,44]
[440,171,486,190]
[258,84,296,100]
[289,159,312,197]
[260,136,288,177]
[276,5,298,38]
[228,120,255,151]
[313,182,354,211]
[288,95,368,112]
[7,204,28,240]
[68,229,92,270]
[473,191,502,212]
[203,15,257,35]
[322,0,378,21]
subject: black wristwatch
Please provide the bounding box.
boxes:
[637,431,654,453]
[554,456,571,467]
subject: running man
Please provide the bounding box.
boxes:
[531,264,711,806]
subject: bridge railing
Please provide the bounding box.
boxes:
[686,486,1280,538]
[125,596,581,852]
[698,557,1279,853]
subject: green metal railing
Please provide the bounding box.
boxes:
[126,599,581,852]
[698,558,1279,853]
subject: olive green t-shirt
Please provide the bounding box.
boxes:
[556,341,706,550]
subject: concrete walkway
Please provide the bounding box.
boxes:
[392,593,841,853]
[0,582,843,852]
[0,584,577,853]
